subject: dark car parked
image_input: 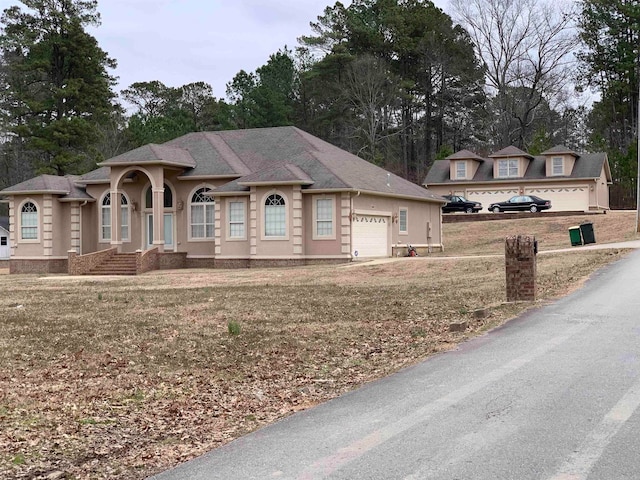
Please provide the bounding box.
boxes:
[442,195,482,213]
[488,195,551,213]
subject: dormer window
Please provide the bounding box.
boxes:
[552,157,564,175]
[497,159,519,178]
[455,161,466,179]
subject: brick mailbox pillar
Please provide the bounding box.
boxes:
[505,235,537,302]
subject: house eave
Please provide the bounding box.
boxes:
[352,188,446,204]
[209,191,251,197]
[177,174,240,181]
[58,198,96,203]
[426,176,602,187]
[0,189,69,196]
[98,160,195,169]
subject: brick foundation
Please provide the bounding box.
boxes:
[185,257,217,269]
[158,252,187,270]
[505,235,537,302]
[10,258,68,274]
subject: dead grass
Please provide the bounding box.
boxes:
[0,212,636,479]
[441,210,639,255]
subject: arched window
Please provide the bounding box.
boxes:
[190,187,214,239]
[100,192,130,241]
[145,183,173,209]
[264,194,286,237]
[20,201,38,240]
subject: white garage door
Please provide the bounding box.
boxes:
[466,188,519,211]
[525,186,589,212]
[352,215,388,258]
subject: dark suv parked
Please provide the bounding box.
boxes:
[441,195,482,213]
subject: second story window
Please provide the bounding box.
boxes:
[552,157,564,175]
[498,159,518,178]
[456,161,466,179]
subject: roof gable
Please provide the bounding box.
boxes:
[0,174,91,199]
[541,145,578,157]
[446,150,485,161]
[490,146,533,159]
[101,144,196,168]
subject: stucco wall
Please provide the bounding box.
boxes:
[352,194,443,250]
[302,192,342,256]
[11,194,45,258]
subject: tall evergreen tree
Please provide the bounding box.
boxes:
[298,0,485,181]
[0,0,117,175]
[578,0,640,207]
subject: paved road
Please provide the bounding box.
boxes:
[153,250,640,480]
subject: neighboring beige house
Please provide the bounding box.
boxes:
[424,145,612,212]
[0,126,445,274]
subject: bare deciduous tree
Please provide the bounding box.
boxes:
[342,55,401,167]
[451,0,579,149]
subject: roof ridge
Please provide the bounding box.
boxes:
[202,132,252,175]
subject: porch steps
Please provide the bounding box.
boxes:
[88,253,138,275]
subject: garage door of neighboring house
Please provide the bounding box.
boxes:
[525,186,589,212]
[0,233,9,259]
[466,188,520,210]
[352,214,389,258]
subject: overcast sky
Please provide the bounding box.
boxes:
[0,0,450,102]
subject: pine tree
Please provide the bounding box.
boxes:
[0,0,117,175]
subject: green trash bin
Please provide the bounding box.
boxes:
[580,222,596,245]
[569,226,582,246]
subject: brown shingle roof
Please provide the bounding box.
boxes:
[424,151,610,185]
[237,163,315,186]
[446,150,486,161]
[3,126,443,204]
[101,144,196,168]
[540,145,578,157]
[0,175,93,201]
[489,146,533,159]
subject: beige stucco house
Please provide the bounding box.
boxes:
[424,145,612,212]
[0,126,445,274]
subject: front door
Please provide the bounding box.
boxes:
[146,213,174,251]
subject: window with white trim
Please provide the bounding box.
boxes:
[315,198,333,237]
[497,159,519,178]
[399,208,408,234]
[100,193,130,242]
[190,188,215,239]
[265,194,286,237]
[455,161,466,179]
[552,157,564,175]
[20,201,38,240]
[228,201,246,239]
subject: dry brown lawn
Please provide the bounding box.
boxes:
[441,210,638,255]
[0,212,637,479]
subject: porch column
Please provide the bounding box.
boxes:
[152,187,165,252]
[110,188,122,252]
[70,202,81,254]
